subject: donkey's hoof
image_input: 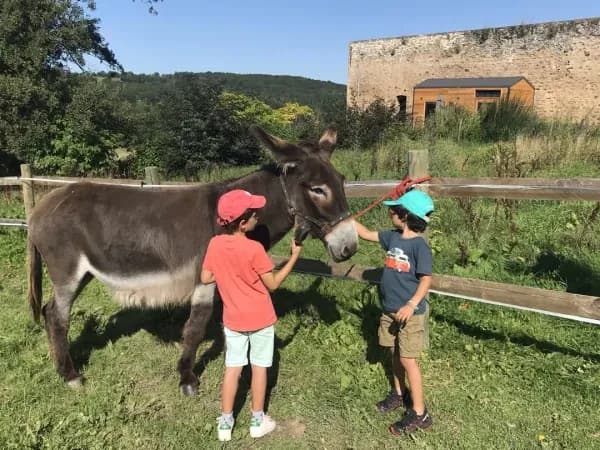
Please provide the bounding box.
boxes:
[180,383,198,396]
[67,377,83,389]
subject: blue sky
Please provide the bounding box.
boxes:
[89,0,600,84]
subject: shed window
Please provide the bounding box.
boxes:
[475,89,501,98]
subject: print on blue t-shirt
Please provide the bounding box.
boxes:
[378,230,432,315]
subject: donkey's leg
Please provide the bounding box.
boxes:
[177,283,215,396]
[42,282,86,387]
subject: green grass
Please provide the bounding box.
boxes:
[1,145,600,448]
[1,224,599,449]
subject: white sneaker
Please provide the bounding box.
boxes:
[217,415,234,442]
[249,414,276,438]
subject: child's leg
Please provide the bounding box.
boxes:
[380,314,408,395]
[397,311,428,415]
[247,326,276,438]
[399,357,424,414]
[222,366,244,413]
[222,327,251,414]
[389,357,432,435]
[389,311,432,434]
[377,314,412,412]
[391,346,408,395]
[250,365,267,412]
[249,365,276,439]
[247,325,274,414]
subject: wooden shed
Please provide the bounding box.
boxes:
[411,76,534,122]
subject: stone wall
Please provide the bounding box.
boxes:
[347,18,600,123]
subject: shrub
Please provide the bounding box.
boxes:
[336,98,399,149]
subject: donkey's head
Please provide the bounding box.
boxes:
[252,126,358,262]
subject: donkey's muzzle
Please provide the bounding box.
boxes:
[294,225,311,245]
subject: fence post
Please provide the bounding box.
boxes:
[408,149,429,182]
[20,164,35,221]
[408,149,430,239]
[144,166,160,186]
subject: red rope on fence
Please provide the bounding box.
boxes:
[352,175,432,219]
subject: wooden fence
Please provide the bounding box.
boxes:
[2,154,600,324]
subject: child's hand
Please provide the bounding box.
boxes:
[394,304,415,323]
[290,239,303,256]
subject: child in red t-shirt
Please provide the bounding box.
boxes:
[201,189,302,442]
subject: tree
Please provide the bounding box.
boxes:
[136,0,163,15]
[220,92,318,141]
[88,1,163,15]
[0,0,120,168]
[35,76,129,176]
[136,75,261,178]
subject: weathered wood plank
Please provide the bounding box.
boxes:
[0,177,20,186]
[434,177,600,187]
[20,165,35,219]
[144,166,161,186]
[20,175,191,186]
[344,178,600,201]
[0,218,27,228]
[432,274,600,321]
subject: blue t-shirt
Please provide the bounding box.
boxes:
[378,230,432,315]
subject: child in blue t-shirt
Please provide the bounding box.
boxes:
[354,189,434,435]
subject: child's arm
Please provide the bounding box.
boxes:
[354,220,379,242]
[200,269,215,284]
[200,239,217,284]
[394,274,432,323]
[260,240,302,291]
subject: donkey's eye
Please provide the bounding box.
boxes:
[310,187,326,196]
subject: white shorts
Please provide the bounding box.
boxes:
[223,325,274,368]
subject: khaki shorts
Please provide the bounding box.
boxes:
[378,306,429,358]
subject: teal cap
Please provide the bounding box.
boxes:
[383,190,434,222]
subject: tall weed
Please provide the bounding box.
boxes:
[479,98,542,141]
[425,104,482,141]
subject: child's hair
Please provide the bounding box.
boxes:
[221,208,257,234]
[391,206,429,233]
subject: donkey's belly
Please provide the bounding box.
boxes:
[79,255,198,308]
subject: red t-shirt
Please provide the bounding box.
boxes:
[202,234,276,331]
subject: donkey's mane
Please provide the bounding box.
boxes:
[218,162,282,188]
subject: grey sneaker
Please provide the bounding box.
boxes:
[217,415,234,442]
[376,389,412,413]
[249,414,276,438]
[389,408,433,434]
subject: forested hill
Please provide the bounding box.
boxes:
[97,71,347,111]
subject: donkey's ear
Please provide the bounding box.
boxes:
[250,126,306,165]
[318,126,337,157]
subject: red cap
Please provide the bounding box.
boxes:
[217,189,266,225]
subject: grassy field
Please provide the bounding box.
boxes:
[1,141,600,449]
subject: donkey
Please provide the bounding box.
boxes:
[27,126,358,395]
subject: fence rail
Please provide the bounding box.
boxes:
[345,178,600,201]
[0,177,20,187]
[4,175,600,200]
[0,218,27,228]
[271,256,600,325]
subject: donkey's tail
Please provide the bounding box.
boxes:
[28,238,43,323]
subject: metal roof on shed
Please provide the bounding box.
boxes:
[414,76,526,89]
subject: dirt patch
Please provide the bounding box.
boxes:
[277,418,306,438]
